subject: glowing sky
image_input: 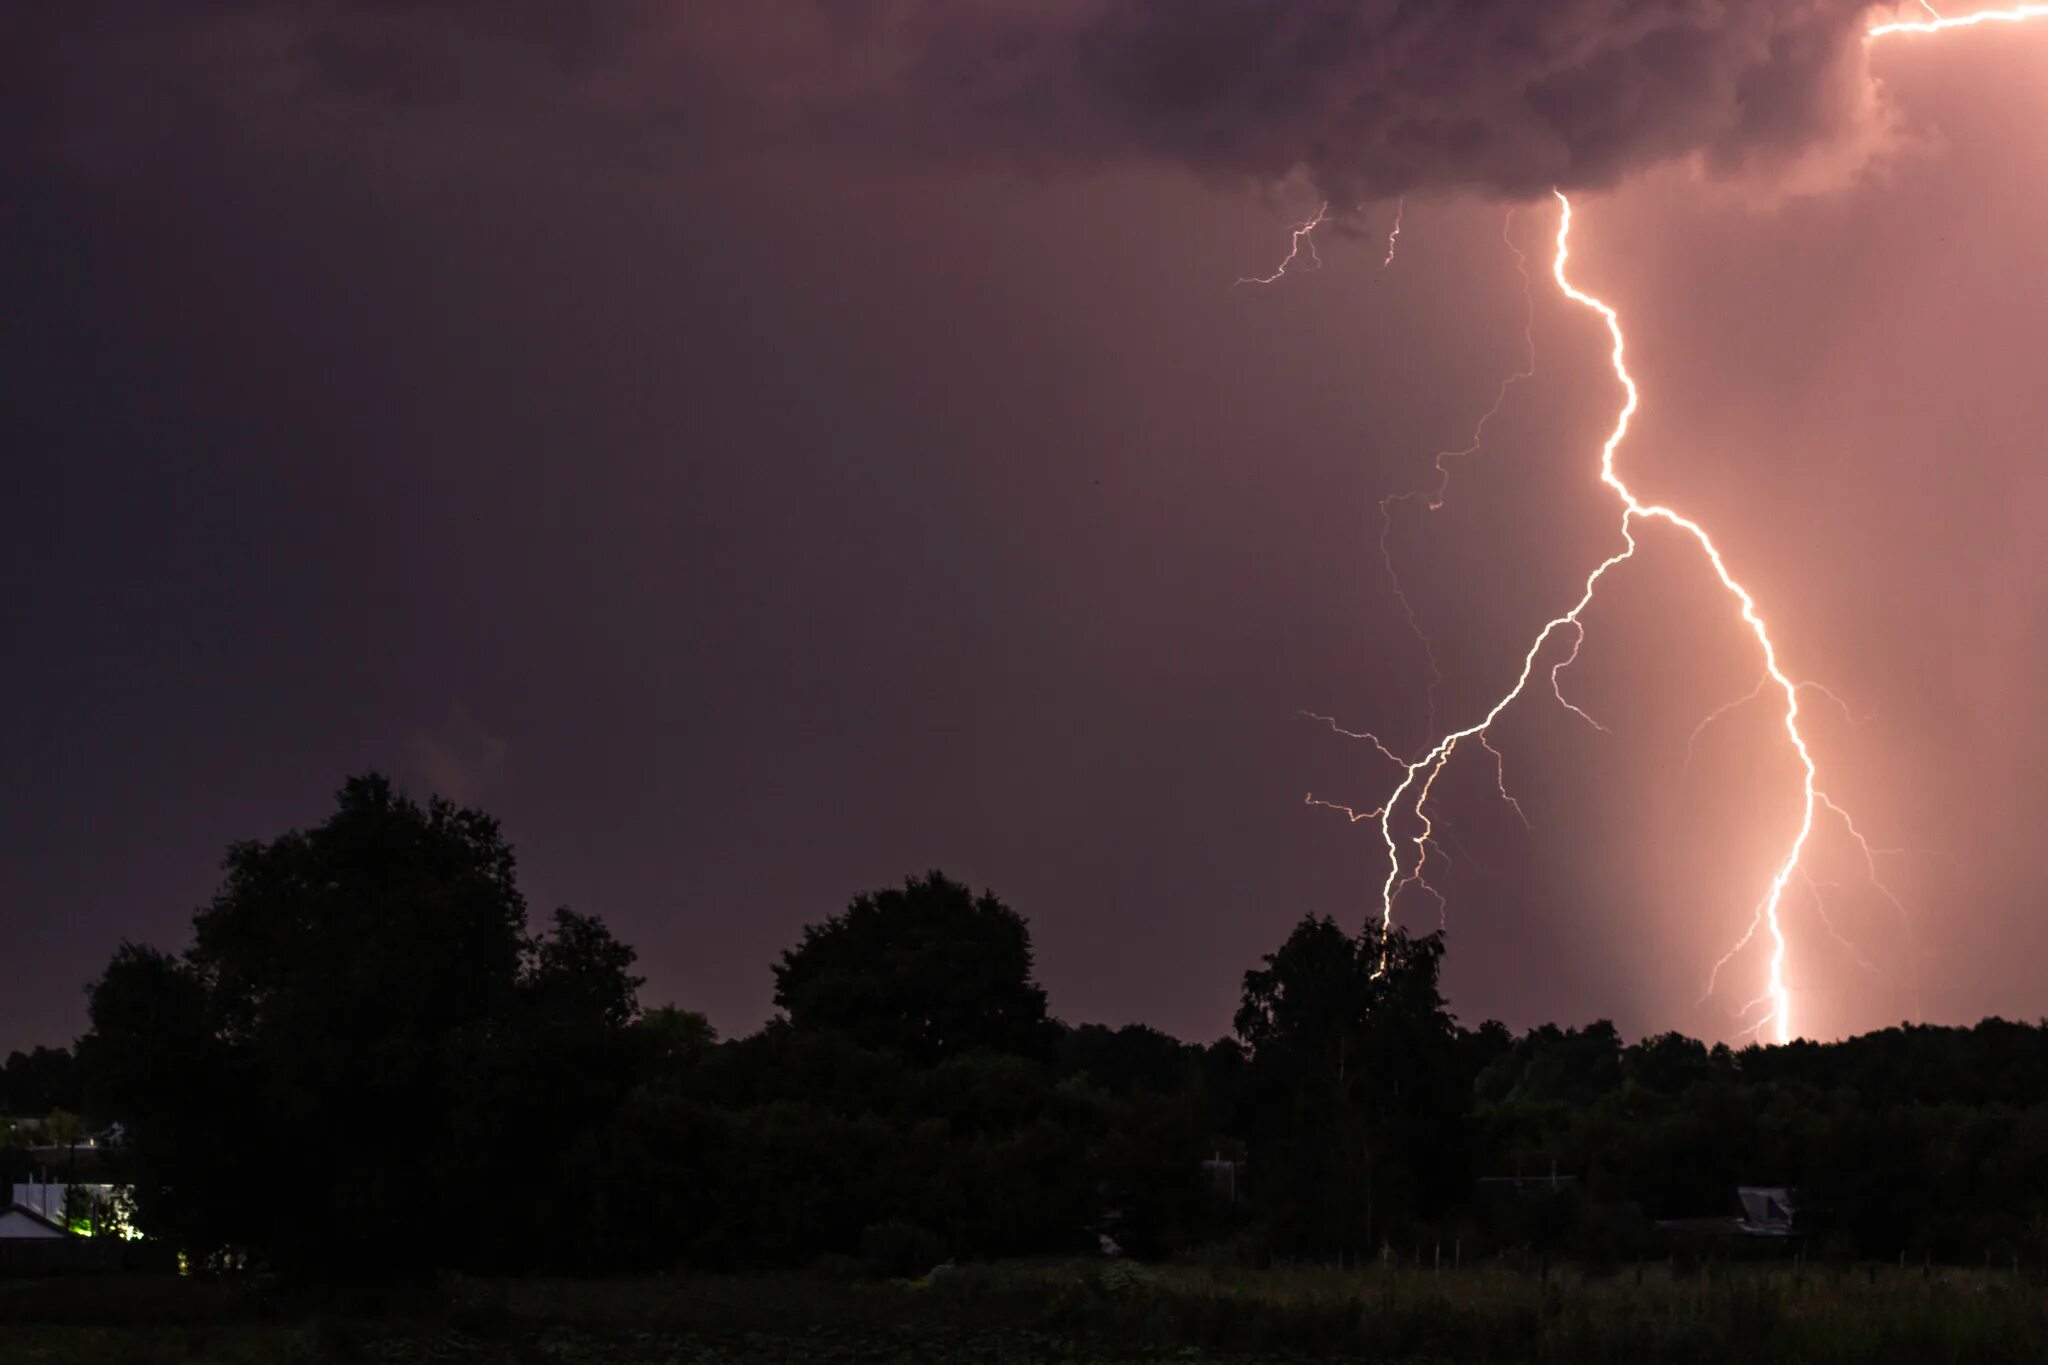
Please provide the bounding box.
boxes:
[2,5,2043,1048]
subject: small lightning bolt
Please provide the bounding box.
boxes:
[1816,789,1925,1018]
[1305,793,1386,823]
[1374,211,1538,729]
[1685,677,1867,772]
[1381,198,1405,270]
[1480,734,1532,829]
[1548,620,1609,733]
[1409,212,1536,514]
[1798,867,1885,979]
[1684,673,1773,772]
[1236,202,1329,286]
[1297,710,1409,768]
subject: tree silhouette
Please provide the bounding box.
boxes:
[80,775,640,1277]
[1235,917,1465,1257]
[773,871,1052,1064]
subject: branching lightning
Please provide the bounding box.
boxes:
[1282,6,2044,1043]
[1310,189,1873,1040]
[1327,191,1816,1042]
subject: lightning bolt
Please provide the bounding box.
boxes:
[1295,6,2046,1041]
[1332,192,1814,1040]
[1381,198,1405,270]
[1556,189,1860,1044]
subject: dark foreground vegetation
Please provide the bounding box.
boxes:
[8,1260,2048,1365]
[11,775,2048,1294]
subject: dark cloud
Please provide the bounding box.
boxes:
[9,1,1897,197]
[873,0,1892,198]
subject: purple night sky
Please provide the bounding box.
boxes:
[4,3,2044,1050]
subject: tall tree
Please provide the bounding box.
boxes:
[80,775,641,1277]
[1234,916,1465,1256]
[773,872,1052,1064]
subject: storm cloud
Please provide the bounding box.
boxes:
[11,1,1902,198]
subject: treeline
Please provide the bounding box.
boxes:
[13,775,2048,1277]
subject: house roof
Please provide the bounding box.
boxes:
[0,1202,72,1238]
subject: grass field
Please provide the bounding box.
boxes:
[4,1258,2046,1364]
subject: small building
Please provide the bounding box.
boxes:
[0,1200,125,1274]
[1655,1186,1803,1243]
[1735,1186,1797,1236]
[10,1184,118,1232]
[0,1204,68,1240]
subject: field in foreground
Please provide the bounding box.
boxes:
[4,1259,2047,1365]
